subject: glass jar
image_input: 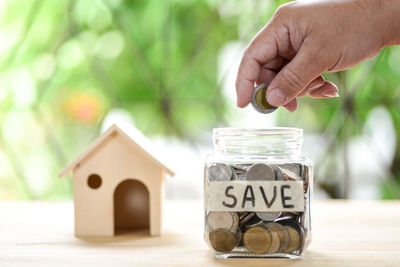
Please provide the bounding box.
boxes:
[204,128,312,259]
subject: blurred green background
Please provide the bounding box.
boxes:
[0,0,399,200]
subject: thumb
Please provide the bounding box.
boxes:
[266,45,324,107]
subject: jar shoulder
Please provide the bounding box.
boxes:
[206,153,312,165]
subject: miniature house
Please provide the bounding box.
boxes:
[59,124,174,237]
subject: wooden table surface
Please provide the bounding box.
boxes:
[0,200,399,267]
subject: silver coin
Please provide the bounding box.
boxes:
[247,220,263,228]
[300,164,309,179]
[208,163,233,181]
[280,167,301,181]
[300,164,311,193]
[251,82,277,114]
[274,165,285,180]
[279,163,301,176]
[273,214,295,222]
[245,215,264,228]
[237,173,247,181]
[246,163,275,181]
[232,165,248,174]
[207,211,239,232]
[231,168,238,180]
[234,227,243,246]
[264,222,290,253]
[256,211,282,222]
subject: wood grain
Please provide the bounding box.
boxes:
[0,200,399,267]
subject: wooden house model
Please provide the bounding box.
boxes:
[59,124,174,237]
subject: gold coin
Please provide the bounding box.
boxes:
[251,82,277,114]
[284,226,300,253]
[243,226,272,254]
[209,229,237,252]
[264,222,290,253]
[255,86,274,110]
[266,230,281,254]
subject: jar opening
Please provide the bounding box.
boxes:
[212,127,303,157]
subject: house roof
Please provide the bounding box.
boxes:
[59,124,175,177]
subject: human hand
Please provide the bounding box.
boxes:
[236,0,400,112]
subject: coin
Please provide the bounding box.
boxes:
[238,212,247,218]
[234,228,243,245]
[232,165,248,174]
[266,230,281,254]
[280,167,301,181]
[231,168,238,180]
[282,220,306,253]
[284,225,300,253]
[273,213,295,222]
[300,164,311,193]
[256,211,282,222]
[280,163,301,176]
[297,224,306,253]
[264,222,290,253]
[245,215,264,228]
[243,226,272,253]
[208,163,233,181]
[239,212,255,225]
[246,163,275,181]
[209,229,237,252]
[251,82,277,114]
[205,161,311,256]
[237,173,247,181]
[274,165,285,180]
[207,211,239,232]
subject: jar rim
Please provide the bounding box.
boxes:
[213,127,303,138]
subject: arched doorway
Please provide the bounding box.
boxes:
[114,179,150,235]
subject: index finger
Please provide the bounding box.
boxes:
[235,28,278,108]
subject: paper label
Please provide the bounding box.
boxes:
[207,180,304,212]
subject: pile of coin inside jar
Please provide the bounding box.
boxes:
[205,162,310,256]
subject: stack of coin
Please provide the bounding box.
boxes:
[206,212,305,254]
[205,161,310,255]
[207,162,307,183]
[208,163,235,181]
[206,211,240,252]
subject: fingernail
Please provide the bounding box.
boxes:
[284,106,296,113]
[309,81,324,91]
[266,88,287,107]
[322,90,339,98]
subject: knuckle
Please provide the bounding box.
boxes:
[281,67,305,93]
[242,49,252,60]
[304,39,331,69]
[310,47,327,66]
[274,2,295,18]
[243,44,258,60]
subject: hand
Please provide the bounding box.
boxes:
[236,0,400,112]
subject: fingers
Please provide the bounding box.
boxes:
[256,68,277,85]
[279,81,338,113]
[308,81,339,98]
[266,43,325,107]
[283,98,298,112]
[261,57,284,70]
[236,27,278,108]
[235,57,259,108]
[298,76,325,97]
